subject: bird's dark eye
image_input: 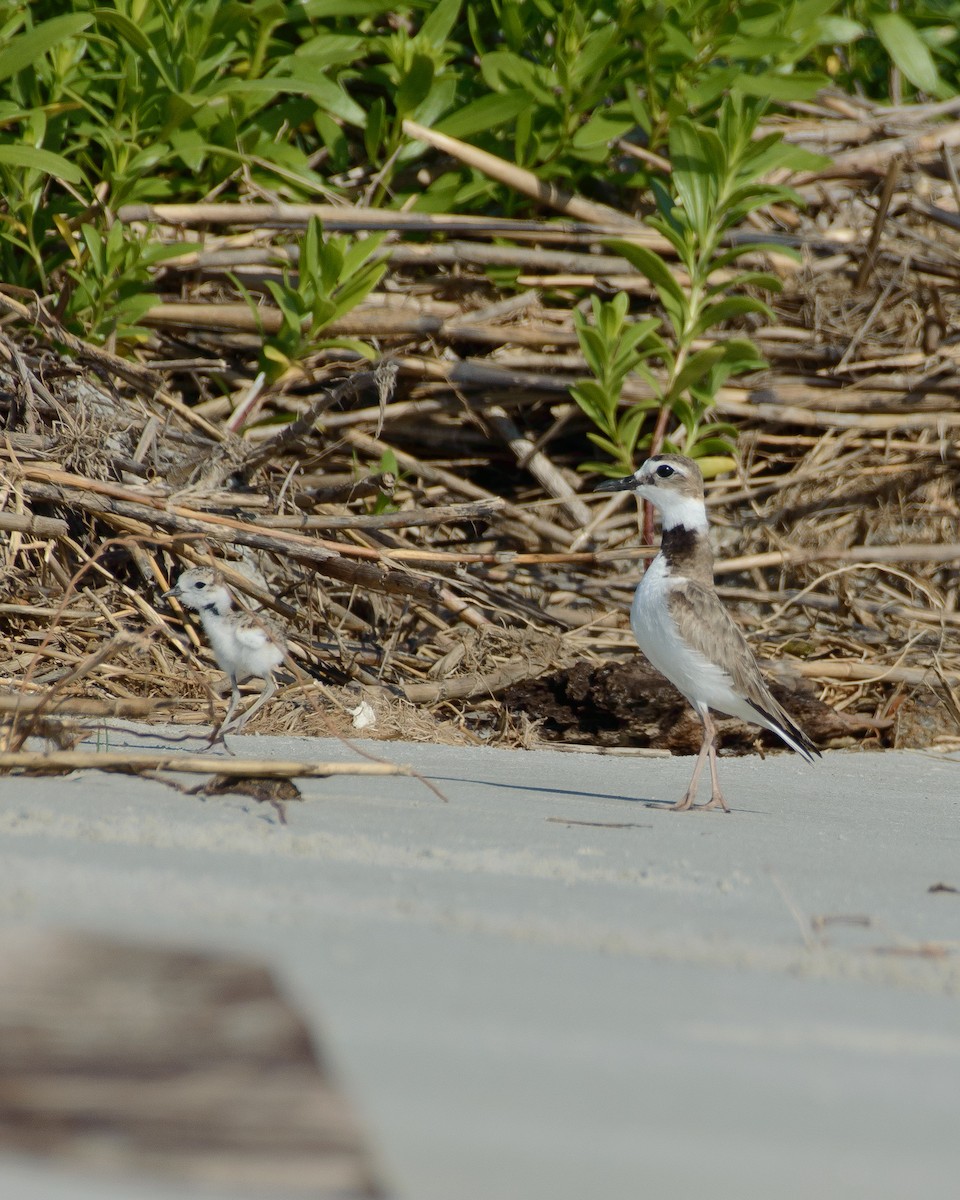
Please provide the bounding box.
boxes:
[195,581,206,589]
[655,464,675,478]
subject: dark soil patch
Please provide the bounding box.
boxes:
[503,659,884,755]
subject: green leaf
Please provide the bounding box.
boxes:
[420,0,461,46]
[671,395,697,435]
[265,280,307,332]
[0,14,92,83]
[685,65,739,111]
[733,71,828,102]
[79,224,104,275]
[480,50,550,101]
[690,452,737,477]
[341,231,388,276]
[618,401,657,447]
[571,380,614,429]
[692,296,772,337]
[703,338,767,380]
[669,118,720,241]
[614,318,661,370]
[575,327,607,380]
[580,457,628,477]
[672,346,727,397]
[170,128,209,173]
[315,109,349,165]
[607,240,686,312]
[764,142,831,173]
[720,185,803,228]
[585,431,624,459]
[314,337,378,360]
[304,0,408,15]
[594,292,625,346]
[0,143,84,184]
[395,54,436,117]
[364,97,386,160]
[738,133,824,178]
[696,420,740,440]
[709,269,783,294]
[873,13,947,97]
[660,22,697,62]
[90,7,153,56]
[222,72,366,126]
[633,362,665,401]
[812,16,865,44]
[436,90,529,138]
[571,110,634,150]
[295,31,365,71]
[330,260,387,320]
[407,73,456,131]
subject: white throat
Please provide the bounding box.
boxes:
[637,487,708,532]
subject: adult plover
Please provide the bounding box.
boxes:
[595,453,819,811]
[164,566,285,737]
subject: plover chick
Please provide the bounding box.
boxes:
[595,453,819,811]
[164,566,285,738]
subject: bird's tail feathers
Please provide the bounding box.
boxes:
[748,699,820,763]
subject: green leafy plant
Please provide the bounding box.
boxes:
[0,9,92,288]
[355,0,464,196]
[238,216,387,381]
[573,95,808,478]
[570,294,662,477]
[1,0,956,357]
[811,0,956,101]
[58,220,184,344]
[448,2,637,181]
[0,1,374,298]
[426,0,835,210]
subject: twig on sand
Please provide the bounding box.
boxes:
[0,749,413,779]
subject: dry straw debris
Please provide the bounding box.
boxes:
[2,90,960,760]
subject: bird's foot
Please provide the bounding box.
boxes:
[693,791,729,813]
[670,792,696,812]
[205,726,235,755]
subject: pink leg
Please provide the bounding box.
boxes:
[207,678,242,748]
[694,712,729,812]
[671,720,711,811]
[226,673,277,734]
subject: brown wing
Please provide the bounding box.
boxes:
[668,582,819,758]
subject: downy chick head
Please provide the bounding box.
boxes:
[593,453,706,530]
[164,566,233,616]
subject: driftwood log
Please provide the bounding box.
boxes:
[0,930,383,1196]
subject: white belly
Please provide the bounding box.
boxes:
[204,615,282,681]
[630,556,741,718]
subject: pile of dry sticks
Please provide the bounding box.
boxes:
[2,90,959,761]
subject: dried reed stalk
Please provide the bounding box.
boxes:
[0,748,414,778]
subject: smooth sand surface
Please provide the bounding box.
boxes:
[1,727,959,1199]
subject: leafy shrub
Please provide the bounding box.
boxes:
[0,0,957,344]
[236,217,387,381]
[573,97,807,476]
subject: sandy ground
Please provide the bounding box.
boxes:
[1,726,959,1199]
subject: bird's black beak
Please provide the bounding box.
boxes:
[593,474,636,493]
